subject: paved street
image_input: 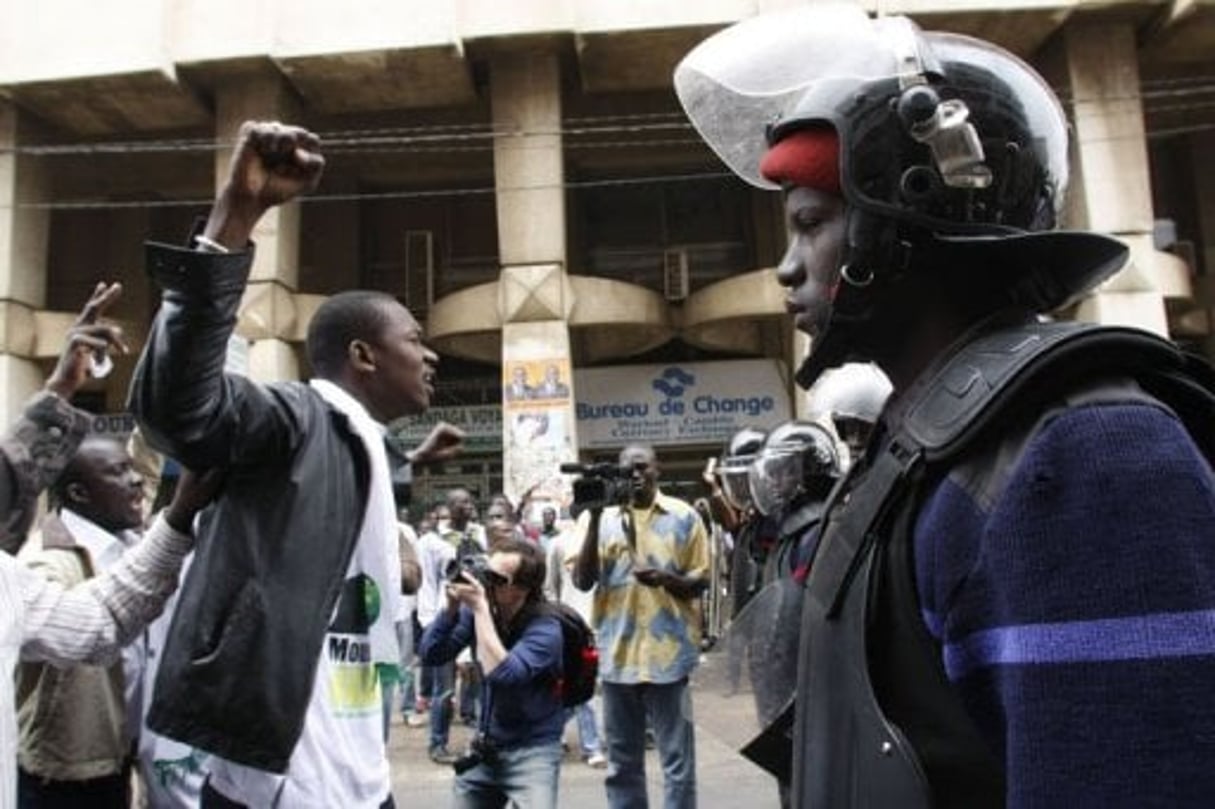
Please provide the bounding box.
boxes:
[387,680,779,808]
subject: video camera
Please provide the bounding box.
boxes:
[560,461,642,516]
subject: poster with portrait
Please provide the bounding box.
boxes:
[502,359,572,404]
[503,358,575,507]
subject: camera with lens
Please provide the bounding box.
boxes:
[560,461,640,517]
[444,553,507,588]
[452,734,499,775]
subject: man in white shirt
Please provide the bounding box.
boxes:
[0,282,214,809]
[17,435,149,807]
[129,122,464,808]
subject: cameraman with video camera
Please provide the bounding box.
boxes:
[418,538,565,809]
[572,444,710,809]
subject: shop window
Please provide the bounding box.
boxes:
[574,177,754,293]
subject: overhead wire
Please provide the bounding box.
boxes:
[6,170,738,212]
[0,77,1212,158]
[0,113,699,156]
[0,72,1209,211]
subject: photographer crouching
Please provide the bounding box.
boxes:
[419,538,565,808]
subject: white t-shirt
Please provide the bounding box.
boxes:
[206,547,391,807]
[416,531,455,630]
[550,528,594,623]
[61,509,145,746]
[397,523,419,623]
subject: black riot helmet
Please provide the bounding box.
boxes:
[675,4,1128,386]
[717,427,767,511]
[748,421,842,517]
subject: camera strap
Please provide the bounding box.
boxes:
[476,687,494,742]
[621,508,638,551]
[478,599,543,745]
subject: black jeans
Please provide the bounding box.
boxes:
[18,768,128,809]
[201,780,396,808]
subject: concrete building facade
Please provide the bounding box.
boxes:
[1,0,1212,505]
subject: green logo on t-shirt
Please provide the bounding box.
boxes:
[329,573,380,633]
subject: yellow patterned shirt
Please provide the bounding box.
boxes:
[573,491,710,684]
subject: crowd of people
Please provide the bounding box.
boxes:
[2,5,1214,809]
[0,121,728,809]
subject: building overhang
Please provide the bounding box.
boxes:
[425,269,786,365]
[2,2,1211,137]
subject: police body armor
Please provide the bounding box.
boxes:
[768,499,825,585]
[793,319,1215,809]
[746,498,828,747]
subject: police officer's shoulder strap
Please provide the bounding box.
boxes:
[901,319,1215,462]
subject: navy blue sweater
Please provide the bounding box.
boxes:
[915,400,1215,808]
[419,607,565,750]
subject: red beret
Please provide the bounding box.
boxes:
[759,128,841,194]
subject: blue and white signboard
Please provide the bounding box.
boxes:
[573,360,790,448]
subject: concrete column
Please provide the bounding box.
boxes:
[0,101,50,426]
[1046,21,1167,334]
[214,73,302,383]
[492,51,577,508]
[791,330,812,420]
[100,207,151,412]
[1189,131,1215,358]
[1192,131,1215,281]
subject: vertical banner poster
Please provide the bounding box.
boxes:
[502,358,575,509]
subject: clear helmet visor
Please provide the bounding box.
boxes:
[674,2,900,190]
[674,5,1070,218]
[748,449,804,517]
[717,457,757,511]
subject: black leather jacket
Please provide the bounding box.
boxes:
[129,242,372,773]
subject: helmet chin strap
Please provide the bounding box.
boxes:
[794,303,873,389]
[796,209,911,389]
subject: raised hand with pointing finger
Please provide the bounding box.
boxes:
[0,282,127,550]
[45,281,128,402]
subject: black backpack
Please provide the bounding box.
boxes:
[543,602,599,707]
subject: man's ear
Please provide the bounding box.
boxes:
[65,481,90,506]
[348,339,377,373]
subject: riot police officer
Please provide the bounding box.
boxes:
[713,427,774,618]
[677,5,1215,808]
[747,420,842,585]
